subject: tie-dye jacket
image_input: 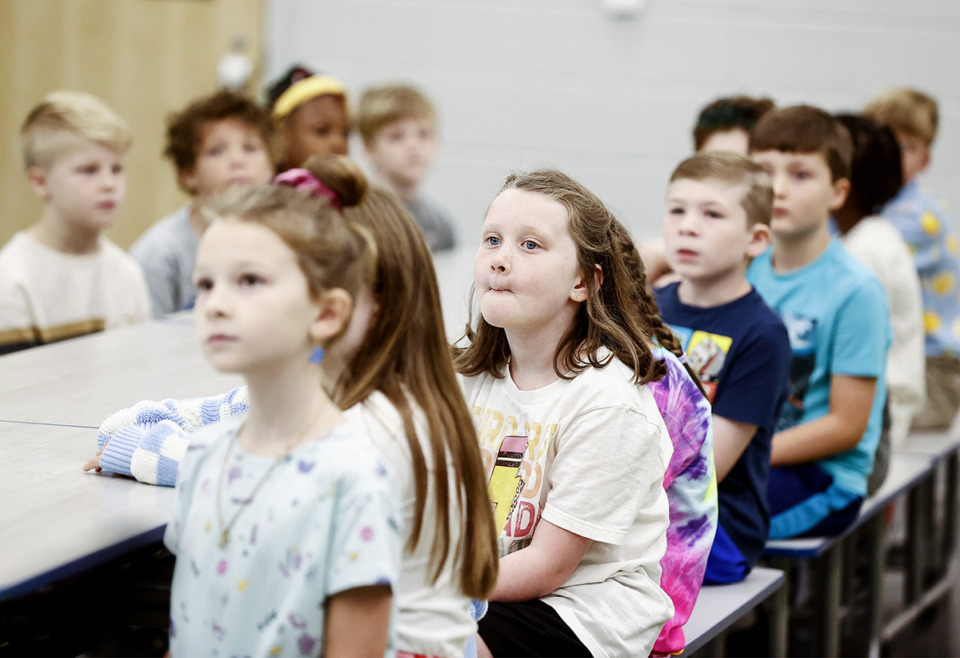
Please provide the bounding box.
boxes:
[649,348,717,656]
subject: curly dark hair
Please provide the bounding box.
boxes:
[164,89,274,174]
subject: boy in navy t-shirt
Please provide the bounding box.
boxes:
[655,151,791,583]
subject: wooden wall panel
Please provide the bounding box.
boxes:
[0,0,265,249]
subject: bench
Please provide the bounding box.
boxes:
[680,566,787,656]
[883,428,960,644]
[762,456,935,657]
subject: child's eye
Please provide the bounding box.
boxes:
[78,164,99,175]
[706,210,724,219]
[206,145,225,157]
[195,277,213,292]
[522,239,540,251]
[238,273,265,287]
[314,126,332,137]
[483,235,501,247]
[112,163,124,175]
[794,170,811,180]
[668,206,685,216]
[244,141,264,153]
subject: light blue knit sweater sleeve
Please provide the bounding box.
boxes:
[96,386,250,485]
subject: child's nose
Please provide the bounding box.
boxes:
[202,286,230,317]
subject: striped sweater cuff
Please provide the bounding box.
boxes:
[99,426,145,477]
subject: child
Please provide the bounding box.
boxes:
[655,151,791,582]
[130,89,275,317]
[455,170,674,656]
[267,64,351,171]
[89,156,500,657]
[642,95,776,285]
[358,83,457,252]
[863,87,960,430]
[747,105,891,539]
[834,114,924,448]
[693,95,776,154]
[0,90,150,354]
[164,174,401,655]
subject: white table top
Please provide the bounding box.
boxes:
[0,421,175,600]
[0,320,242,427]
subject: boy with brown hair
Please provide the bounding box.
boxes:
[656,151,791,582]
[130,89,275,316]
[358,83,456,252]
[0,91,149,354]
[863,87,960,429]
[747,105,891,538]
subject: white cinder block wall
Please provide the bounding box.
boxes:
[265,0,960,246]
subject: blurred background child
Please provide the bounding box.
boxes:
[358,83,457,252]
[834,113,924,449]
[267,64,351,171]
[864,87,960,431]
[692,95,776,155]
[0,90,149,354]
[130,89,275,317]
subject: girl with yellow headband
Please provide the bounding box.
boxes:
[267,65,351,171]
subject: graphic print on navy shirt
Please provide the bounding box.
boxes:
[779,310,818,431]
[663,325,732,404]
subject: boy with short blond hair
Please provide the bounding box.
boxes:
[130,89,275,317]
[358,83,456,251]
[864,87,960,430]
[747,105,891,539]
[0,91,150,354]
[656,151,791,582]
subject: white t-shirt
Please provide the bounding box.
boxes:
[460,351,675,657]
[346,391,474,658]
[841,217,925,445]
[0,231,150,351]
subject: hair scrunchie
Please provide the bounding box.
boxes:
[273,168,343,211]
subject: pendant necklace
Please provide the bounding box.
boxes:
[215,421,313,549]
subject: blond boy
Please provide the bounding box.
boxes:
[0,91,149,354]
[747,106,891,539]
[864,87,960,429]
[358,84,456,251]
[656,152,791,582]
[130,90,275,317]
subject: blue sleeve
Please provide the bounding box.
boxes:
[96,386,249,485]
[326,458,403,598]
[712,318,792,428]
[831,279,890,379]
[99,420,190,486]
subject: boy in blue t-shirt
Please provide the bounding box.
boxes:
[747,105,891,539]
[655,151,791,583]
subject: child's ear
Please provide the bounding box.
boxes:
[27,166,50,201]
[829,177,851,211]
[569,264,603,303]
[745,222,771,259]
[309,288,353,345]
[918,146,931,174]
[179,168,199,196]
